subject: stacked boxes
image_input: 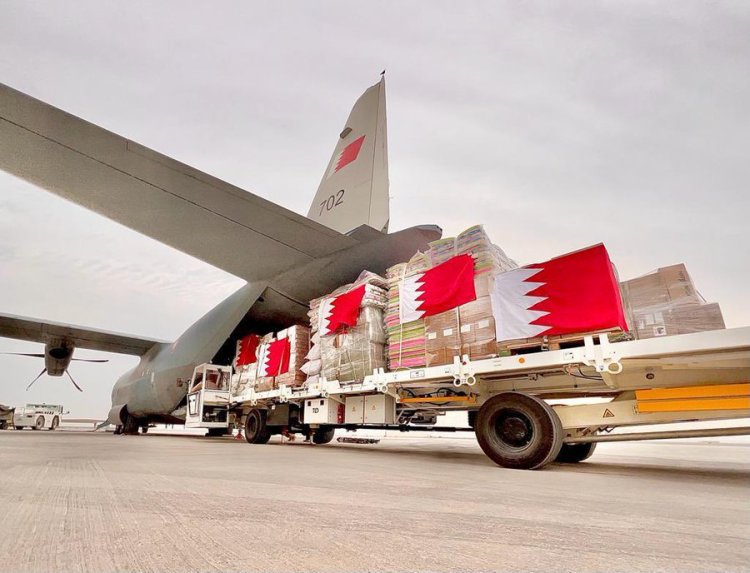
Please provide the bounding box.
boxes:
[621,264,725,339]
[253,333,276,392]
[386,225,517,369]
[425,279,500,366]
[275,326,311,388]
[309,272,389,384]
[385,253,431,369]
[232,326,311,395]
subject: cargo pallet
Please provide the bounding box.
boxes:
[186,327,750,469]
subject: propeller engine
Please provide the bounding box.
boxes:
[2,339,108,392]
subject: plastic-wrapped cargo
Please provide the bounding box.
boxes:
[385,252,431,369]
[320,306,387,383]
[424,281,498,366]
[230,334,260,396]
[275,325,311,388]
[254,333,277,392]
[386,225,517,369]
[308,271,388,384]
[621,264,725,339]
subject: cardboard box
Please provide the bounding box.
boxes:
[425,295,497,366]
[634,302,725,339]
[622,264,701,312]
[275,325,311,388]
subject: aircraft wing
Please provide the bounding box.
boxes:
[0,313,164,355]
[0,83,361,282]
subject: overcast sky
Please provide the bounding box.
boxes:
[1,1,748,417]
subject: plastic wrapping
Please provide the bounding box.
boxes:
[385,252,431,369]
[254,333,277,392]
[425,287,498,366]
[386,225,517,369]
[621,264,725,339]
[308,272,388,384]
[274,325,311,388]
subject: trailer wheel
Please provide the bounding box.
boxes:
[50,416,59,431]
[312,426,335,445]
[34,416,45,430]
[555,442,597,463]
[15,425,24,430]
[475,393,563,470]
[244,409,271,444]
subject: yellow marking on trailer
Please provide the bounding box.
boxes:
[635,383,749,401]
[637,397,750,413]
[399,395,478,404]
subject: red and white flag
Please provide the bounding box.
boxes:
[257,338,291,377]
[319,284,366,336]
[399,254,477,323]
[327,135,366,178]
[234,334,260,367]
[491,244,627,342]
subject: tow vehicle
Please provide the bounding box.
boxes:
[184,326,749,469]
[13,404,66,430]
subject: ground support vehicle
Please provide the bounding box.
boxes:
[13,404,65,430]
[0,405,14,429]
[206,327,748,469]
[184,364,233,437]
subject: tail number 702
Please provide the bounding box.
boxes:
[319,189,345,215]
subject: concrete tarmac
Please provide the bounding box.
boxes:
[1,430,748,572]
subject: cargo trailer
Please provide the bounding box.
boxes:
[185,326,750,469]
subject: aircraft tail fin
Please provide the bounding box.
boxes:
[307,76,389,234]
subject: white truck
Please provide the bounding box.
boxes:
[185,327,750,469]
[13,403,66,430]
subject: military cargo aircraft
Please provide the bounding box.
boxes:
[0,77,441,433]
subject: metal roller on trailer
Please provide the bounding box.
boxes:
[186,326,750,470]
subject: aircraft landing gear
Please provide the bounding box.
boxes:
[121,412,141,435]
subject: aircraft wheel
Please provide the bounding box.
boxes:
[140,425,149,435]
[474,392,563,470]
[555,442,597,463]
[34,416,45,430]
[312,426,335,445]
[113,425,123,435]
[15,425,24,430]
[50,416,59,431]
[244,409,271,444]
[122,412,140,435]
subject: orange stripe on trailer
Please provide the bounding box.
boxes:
[637,397,750,413]
[399,395,478,404]
[635,383,750,401]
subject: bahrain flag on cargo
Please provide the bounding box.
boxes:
[319,284,366,336]
[491,244,627,342]
[399,254,477,323]
[234,334,260,367]
[257,338,291,377]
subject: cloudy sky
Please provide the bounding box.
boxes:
[1,1,748,417]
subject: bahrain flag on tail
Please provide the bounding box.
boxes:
[234,334,260,367]
[257,338,291,377]
[319,284,366,336]
[327,135,366,178]
[491,244,627,342]
[399,254,477,323]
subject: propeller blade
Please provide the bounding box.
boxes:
[3,352,45,358]
[26,368,48,391]
[94,421,111,432]
[71,358,109,363]
[65,370,84,392]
